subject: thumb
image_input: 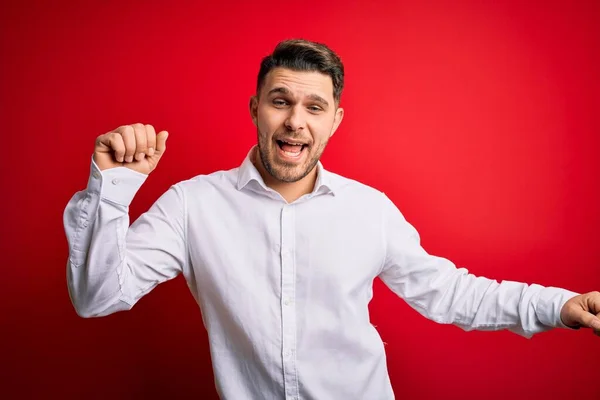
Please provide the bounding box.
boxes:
[155,130,169,154]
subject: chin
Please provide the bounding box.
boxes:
[268,160,311,183]
[256,132,326,184]
[261,148,314,183]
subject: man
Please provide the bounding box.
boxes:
[63,39,600,399]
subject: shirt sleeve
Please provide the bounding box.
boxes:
[377,193,579,338]
[63,156,187,318]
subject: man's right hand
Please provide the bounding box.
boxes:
[93,123,169,175]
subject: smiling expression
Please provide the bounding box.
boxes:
[250,67,344,183]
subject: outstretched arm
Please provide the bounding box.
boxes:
[376,193,596,338]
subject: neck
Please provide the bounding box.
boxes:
[252,147,318,203]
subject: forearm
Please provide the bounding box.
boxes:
[64,158,147,317]
[469,278,579,337]
[381,253,579,337]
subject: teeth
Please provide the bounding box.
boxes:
[283,150,301,156]
[280,140,304,146]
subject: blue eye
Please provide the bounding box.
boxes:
[273,99,288,107]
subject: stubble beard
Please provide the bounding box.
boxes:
[257,129,328,183]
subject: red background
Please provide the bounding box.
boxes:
[1,1,598,399]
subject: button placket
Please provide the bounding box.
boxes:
[280,205,299,399]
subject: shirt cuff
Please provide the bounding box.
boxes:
[536,286,580,329]
[88,156,148,206]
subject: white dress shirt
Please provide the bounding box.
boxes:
[64,146,578,400]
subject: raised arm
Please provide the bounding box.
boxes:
[63,124,186,317]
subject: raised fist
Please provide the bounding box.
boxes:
[93,123,168,175]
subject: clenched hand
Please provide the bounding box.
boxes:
[560,291,600,336]
[93,123,168,175]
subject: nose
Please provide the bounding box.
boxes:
[284,105,306,131]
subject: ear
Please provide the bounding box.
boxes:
[249,96,259,127]
[329,107,344,138]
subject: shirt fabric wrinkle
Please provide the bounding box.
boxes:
[63,145,579,400]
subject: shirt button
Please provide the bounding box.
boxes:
[82,221,88,228]
[284,299,291,306]
[112,178,120,185]
[92,172,100,179]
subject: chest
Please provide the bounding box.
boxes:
[185,192,385,303]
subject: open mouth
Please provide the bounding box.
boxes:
[276,139,308,158]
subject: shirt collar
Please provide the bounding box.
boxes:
[236,145,336,196]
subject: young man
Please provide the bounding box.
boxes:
[64,39,600,399]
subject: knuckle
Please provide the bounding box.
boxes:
[112,134,125,148]
[103,132,115,145]
[133,123,145,136]
[122,125,134,135]
[135,126,147,141]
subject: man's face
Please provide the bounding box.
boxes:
[250,67,344,183]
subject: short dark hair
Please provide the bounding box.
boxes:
[256,39,345,105]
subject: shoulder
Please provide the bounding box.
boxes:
[325,170,409,221]
[172,166,240,195]
[326,170,387,203]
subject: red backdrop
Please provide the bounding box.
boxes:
[1,1,598,399]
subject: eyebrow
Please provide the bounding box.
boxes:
[267,87,330,108]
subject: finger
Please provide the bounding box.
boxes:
[95,132,111,150]
[155,130,168,154]
[578,310,600,331]
[107,132,126,162]
[588,291,600,314]
[116,125,136,163]
[132,123,148,161]
[145,124,156,156]
[96,132,125,162]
